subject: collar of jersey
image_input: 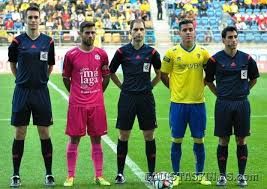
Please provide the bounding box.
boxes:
[180,43,196,52]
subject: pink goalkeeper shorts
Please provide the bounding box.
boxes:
[65,105,108,137]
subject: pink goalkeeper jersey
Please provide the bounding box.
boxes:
[62,47,110,107]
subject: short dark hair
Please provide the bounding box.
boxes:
[221,26,238,38]
[179,19,194,30]
[79,21,95,32]
[26,5,40,15]
[130,19,145,30]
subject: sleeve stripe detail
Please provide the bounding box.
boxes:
[210,57,216,63]
[248,55,251,60]
[152,49,156,55]
[49,39,54,44]
[13,38,19,44]
[117,48,122,54]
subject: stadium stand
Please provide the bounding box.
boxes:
[166,0,267,44]
[0,0,156,46]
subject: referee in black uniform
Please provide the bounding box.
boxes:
[205,26,259,187]
[109,19,161,184]
[8,5,55,187]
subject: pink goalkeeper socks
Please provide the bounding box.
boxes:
[91,144,103,177]
[66,143,78,177]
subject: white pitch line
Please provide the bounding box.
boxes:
[47,81,152,189]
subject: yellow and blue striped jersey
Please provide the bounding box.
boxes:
[161,44,210,103]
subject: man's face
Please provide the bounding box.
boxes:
[223,31,238,50]
[80,26,96,47]
[26,10,40,30]
[130,22,145,43]
[179,23,195,43]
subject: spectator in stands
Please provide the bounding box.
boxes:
[132,0,141,10]
[76,0,86,14]
[46,16,55,30]
[199,1,208,16]
[54,17,63,30]
[171,17,180,29]
[5,18,14,30]
[0,25,9,42]
[103,17,112,30]
[124,0,132,12]
[191,0,199,7]
[40,9,46,25]
[235,19,248,31]
[71,18,79,30]
[62,10,70,23]
[94,8,102,19]
[135,9,142,19]
[13,19,23,31]
[6,1,15,12]
[100,0,109,10]
[0,15,3,26]
[55,1,64,12]
[257,13,267,30]
[69,26,79,42]
[95,17,103,29]
[243,13,253,26]
[186,10,197,28]
[12,10,21,22]
[204,27,213,43]
[244,0,252,10]
[109,4,118,17]
[85,10,94,22]
[183,2,194,12]
[177,1,185,9]
[250,12,257,25]
[118,12,126,27]
[178,9,187,21]
[125,7,133,22]
[186,10,196,21]
[140,0,151,20]
[69,3,76,15]
[18,1,29,15]
[63,18,71,30]
[222,1,231,13]
[251,0,259,9]
[156,0,163,20]
[102,9,111,20]
[259,0,267,9]
[77,13,85,25]
[43,1,54,20]
[229,2,239,16]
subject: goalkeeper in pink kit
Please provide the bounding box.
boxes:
[62,21,110,187]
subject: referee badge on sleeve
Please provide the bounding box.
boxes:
[241,70,248,79]
[143,63,150,72]
[40,51,48,61]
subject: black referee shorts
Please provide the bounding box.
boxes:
[116,91,157,130]
[11,86,53,127]
[214,99,250,137]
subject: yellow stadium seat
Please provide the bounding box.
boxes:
[145,20,153,29]
[112,33,121,43]
[104,33,112,43]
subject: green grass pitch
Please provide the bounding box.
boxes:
[0,74,266,189]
